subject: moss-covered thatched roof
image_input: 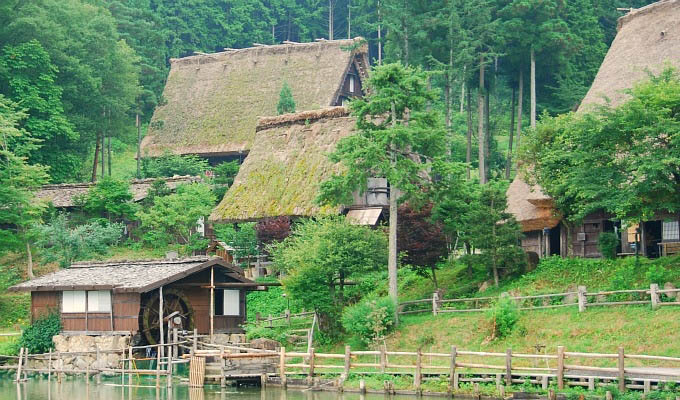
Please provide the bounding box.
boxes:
[209,107,353,222]
[506,177,561,233]
[579,0,680,111]
[142,38,368,157]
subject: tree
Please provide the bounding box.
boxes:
[138,183,216,248]
[79,177,137,222]
[277,82,296,115]
[214,222,259,267]
[141,152,209,178]
[33,214,123,268]
[0,96,49,278]
[317,63,447,307]
[521,68,680,235]
[211,160,240,200]
[270,217,387,332]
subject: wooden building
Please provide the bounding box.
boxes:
[141,38,369,164]
[9,257,264,342]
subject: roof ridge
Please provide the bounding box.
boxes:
[70,256,214,268]
[618,0,678,30]
[256,106,351,132]
[39,175,200,190]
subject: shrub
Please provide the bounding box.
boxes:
[487,296,519,339]
[598,232,619,259]
[140,151,209,178]
[18,312,62,354]
[341,297,395,346]
[77,177,137,221]
[646,264,670,286]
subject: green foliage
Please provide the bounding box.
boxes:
[18,312,61,354]
[487,296,519,339]
[645,265,670,286]
[244,323,289,344]
[341,296,395,346]
[78,177,137,221]
[141,152,209,178]
[211,160,240,200]
[598,232,619,260]
[276,82,296,115]
[33,214,123,267]
[214,222,258,266]
[138,183,215,248]
[0,294,30,329]
[271,217,387,331]
[246,280,301,322]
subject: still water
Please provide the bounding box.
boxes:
[0,378,401,400]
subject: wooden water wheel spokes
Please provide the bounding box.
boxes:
[140,289,193,345]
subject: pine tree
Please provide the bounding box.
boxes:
[277,82,296,115]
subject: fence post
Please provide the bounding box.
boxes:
[308,347,315,380]
[432,292,439,316]
[220,346,226,388]
[650,284,659,310]
[192,328,198,355]
[618,347,625,392]
[578,286,587,312]
[167,346,173,388]
[380,344,386,373]
[557,346,565,389]
[15,347,23,382]
[128,346,133,388]
[95,346,101,385]
[156,344,161,388]
[279,346,287,387]
[505,348,512,386]
[414,349,422,391]
[344,345,351,378]
[285,309,291,325]
[268,314,273,328]
[448,346,457,391]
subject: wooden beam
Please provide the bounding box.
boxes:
[159,286,164,359]
[210,267,214,343]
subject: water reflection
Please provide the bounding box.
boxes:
[0,378,410,400]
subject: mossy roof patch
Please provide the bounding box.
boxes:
[209,107,354,222]
[142,38,368,157]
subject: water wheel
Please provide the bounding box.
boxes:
[139,289,194,344]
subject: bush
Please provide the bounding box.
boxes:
[140,151,209,178]
[341,297,395,346]
[487,296,519,339]
[77,177,137,221]
[18,312,62,354]
[598,232,619,259]
[646,264,670,286]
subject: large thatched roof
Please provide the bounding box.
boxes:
[579,0,680,110]
[9,258,254,293]
[36,176,200,208]
[210,107,353,222]
[142,38,368,157]
[506,177,561,233]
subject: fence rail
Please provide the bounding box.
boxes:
[399,284,675,316]
[276,344,680,393]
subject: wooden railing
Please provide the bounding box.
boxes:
[399,284,680,316]
[254,310,315,328]
[276,344,680,393]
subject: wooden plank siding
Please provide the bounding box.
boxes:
[112,293,140,332]
[31,292,58,321]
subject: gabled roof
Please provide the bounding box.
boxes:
[141,38,369,157]
[209,107,353,222]
[9,257,252,293]
[579,0,680,111]
[506,177,561,232]
[36,176,200,208]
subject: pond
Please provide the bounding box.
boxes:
[0,378,409,400]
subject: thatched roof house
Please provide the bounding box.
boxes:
[36,176,199,208]
[579,0,680,111]
[210,107,353,222]
[141,38,369,160]
[506,177,560,233]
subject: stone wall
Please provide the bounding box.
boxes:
[28,334,129,374]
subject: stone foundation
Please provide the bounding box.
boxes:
[28,334,129,374]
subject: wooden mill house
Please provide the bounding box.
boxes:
[9,257,266,344]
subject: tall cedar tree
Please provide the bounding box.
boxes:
[317,63,447,307]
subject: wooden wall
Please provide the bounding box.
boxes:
[112,293,140,332]
[521,231,541,256]
[31,292,58,322]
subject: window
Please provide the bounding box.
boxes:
[349,75,355,92]
[663,221,679,241]
[62,290,111,313]
[215,289,240,316]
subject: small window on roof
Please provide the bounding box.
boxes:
[349,75,355,92]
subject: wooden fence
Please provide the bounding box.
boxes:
[276,344,680,393]
[254,310,315,328]
[399,284,680,316]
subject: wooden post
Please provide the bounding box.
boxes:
[588,377,595,391]
[549,389,556,400]
[359,379,366,394]
[618,346,625,392]
[167,346,173,388]
[85,291,89,332]
[343,345,351,378]
[268,314,273,328]
[210,266,215,343]
[56,351,62,384]
[414,349,422,391]
[128,346,133,388]
[192,328,197,355]
[220,346,226,388]
[541,376,548,390]
[449,346,457,390]
[285,309,291,325]
[173,328,178,367]
[308,347,315,379]
[159,286,165,359]
[96,345,101,384]
[121,347,125,387]
[643,380,651,393]
[156,344,161,388]
[650,284,659,309]
[605,391,613,400]
[48,349,52,384]
[279,346,287,387]
[380,344,386,373]
[557,346,565,389]
[23,348,28,381]
[15,347,23,382]
[505,348,512,386]
[86,365,90,385]
[432,292,439,316]
[578,286,587,312]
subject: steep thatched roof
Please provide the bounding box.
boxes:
[36,176,200,208]
[209,107,353,222]
[142,38,369,157]
[506,177,561,232]
[9,258,253,293]
[580,0,680,111]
